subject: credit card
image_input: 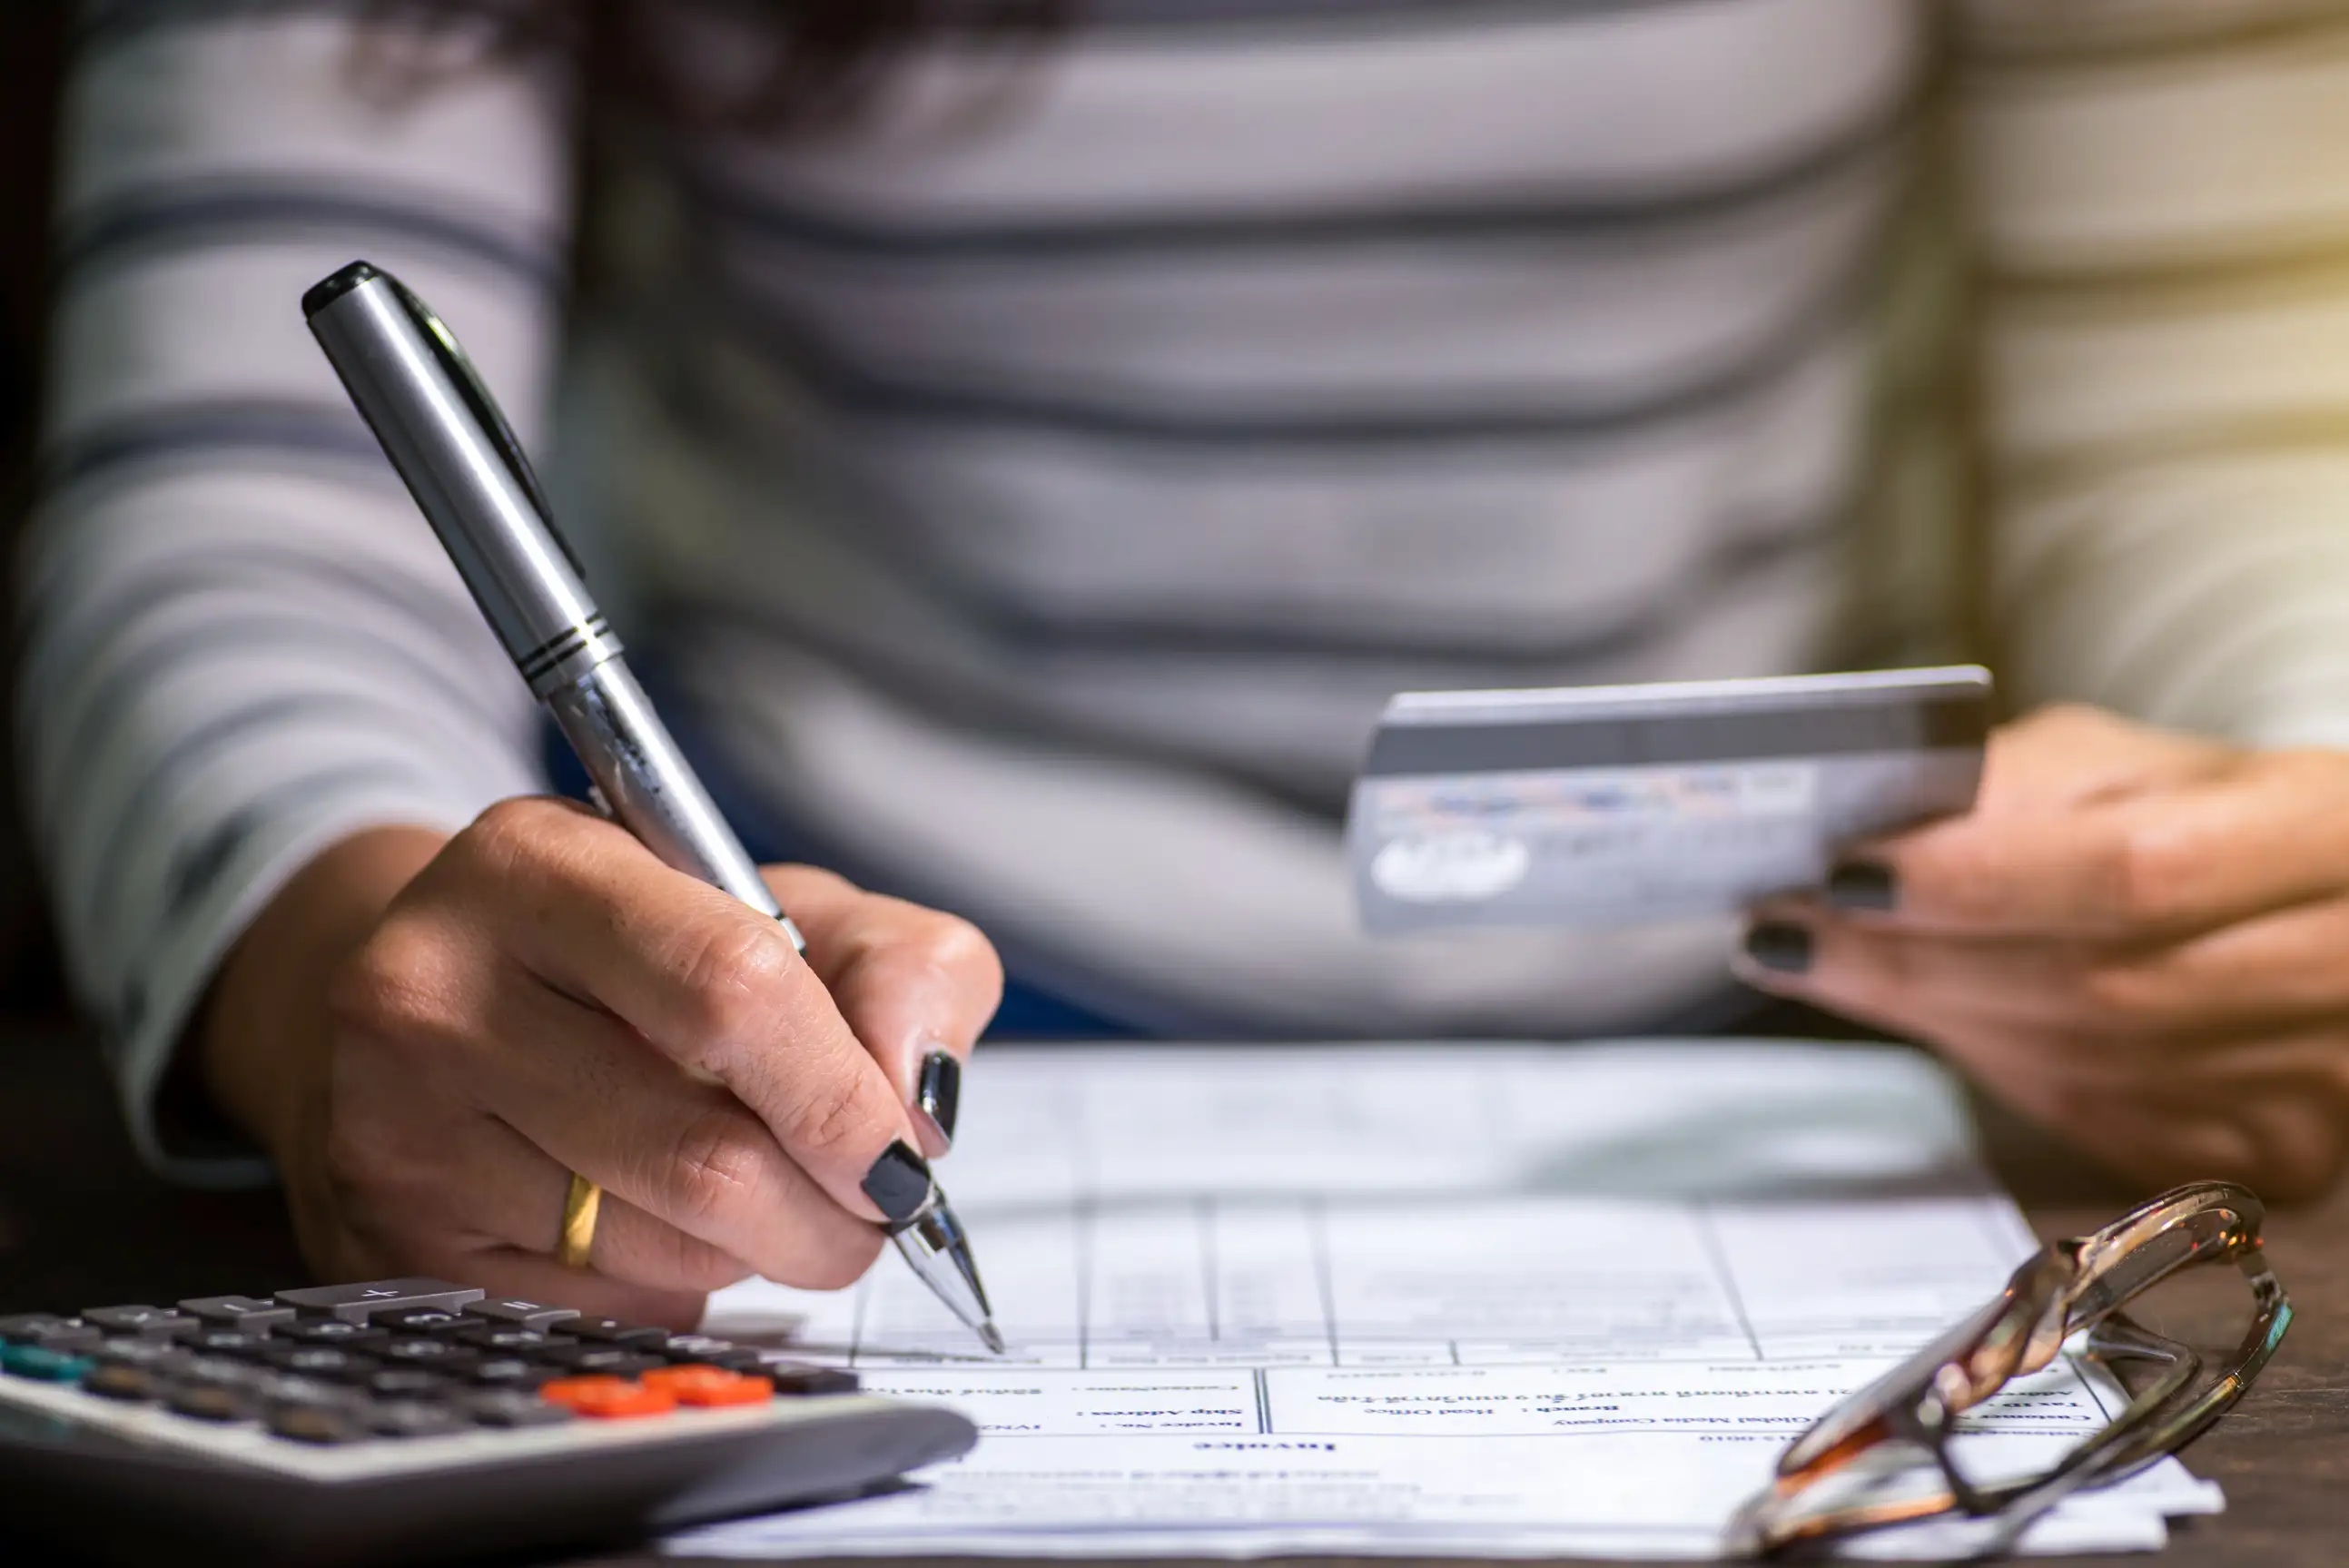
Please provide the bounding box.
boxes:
[1346,666,1991,932]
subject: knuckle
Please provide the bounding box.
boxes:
[1913,842,1994,926]
[929,911,1003,990]
[2221,1123,2329,1203]
[466,795,551,863]
[2257,1078,2349,1202]
[2103,827,2187,931]
[318,1079,433,1203]
[671,918,796,1053]
[776,863,856,902]
[461,796,585,888]
[326,921,452,1044]
[777,1073,878,1163]
[2074,958,2169,1029]
[317,1107,429,1221]
[660,1109,770,1229]
[319,1109,380,1193]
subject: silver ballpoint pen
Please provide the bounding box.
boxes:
[304,260,1003,1355]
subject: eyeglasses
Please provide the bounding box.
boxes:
[1730,1180,2291,1557]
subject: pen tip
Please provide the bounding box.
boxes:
[979,1322,1007,1356]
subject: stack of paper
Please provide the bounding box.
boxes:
[684,1042,2219,1559]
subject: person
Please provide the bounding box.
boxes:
[24,0,2349,1326]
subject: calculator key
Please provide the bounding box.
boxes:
[642,1366,773,1407]
[461,1296,579,1331]
[81,1306,200,1341]
[469,1356,558,1391]
[165,1383,257,1423]
[538,1376,675,1418]
[259,1344,380,1382]
[380,1337,480,1374]
[467,1389,573,1428]
[280,1319,390,1352]
[660,1334,736,1360]
[365,1368,457,1402]
[662,1336,765,1374]
[179,1354,270,1389]
[267,1402,367,1445]
[754,1358,860,1396]
[379,1308,469,1336]
[179,1295,296,1332]
[0,1345,92,1382]
[537,1344,665,1376]
[567,1317,670,1350]
[92,1338,188,1370]
[275,1279,485,1324]
[0,1315,102,1352]
[83,1365,162,1403]
[262,1375,362,1411]
[362,1399,470,1439]
[454,1326,574,1356]
[0,1313,72,1342]
[185,1328,274,1358]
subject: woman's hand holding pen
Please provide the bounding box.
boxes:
[1736,703,2349,1202]
[198,797,1003,1327]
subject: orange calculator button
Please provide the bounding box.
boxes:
[538,1376,676,1418]
[642,1365,775,1406]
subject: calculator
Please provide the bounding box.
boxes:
[0,1277,975,1567]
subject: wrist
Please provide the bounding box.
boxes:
[196,824,450,1164]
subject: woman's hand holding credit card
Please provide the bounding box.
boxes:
[1347,667,1993,932]
[1348,671,2349,1201]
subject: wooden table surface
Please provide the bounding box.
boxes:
[4,1025,2343,1568]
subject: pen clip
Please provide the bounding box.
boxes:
[385,276,589,583]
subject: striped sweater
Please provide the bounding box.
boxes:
[26,0,2349,1180]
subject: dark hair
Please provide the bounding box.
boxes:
[405,0,1066,130]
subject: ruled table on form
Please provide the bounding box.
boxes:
[691,1044,2215,1558]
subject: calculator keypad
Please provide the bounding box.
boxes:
[281,1319,390,1351]
[0,1345,93,1381]
[461,1296,580,1330]
[273,1279,487,1324]
[0,1315,103,1352]
[84,1364,163,1402]
[178,1295,296,1331]
[568,1317,671,1349]
[0,1277,857,1449]
[83,1306,201,1340]
[380,1337,480,1373]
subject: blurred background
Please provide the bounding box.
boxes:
[0,5,287,1308]
[0,1,64,1031]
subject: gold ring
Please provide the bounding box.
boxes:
[557,1171,602,1269]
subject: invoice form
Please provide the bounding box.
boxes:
[683,1043,2220,1559]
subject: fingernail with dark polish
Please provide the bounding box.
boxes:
[862,1140,934,1224]
[916,1049,961,1146]
[1826,860,1898,912]
[1742,921,1815,975]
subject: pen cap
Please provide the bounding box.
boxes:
[304,261,617,696]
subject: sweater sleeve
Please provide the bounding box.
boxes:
[18,4,576,1184]
[1963,3,2349,747]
